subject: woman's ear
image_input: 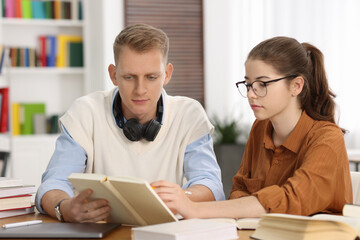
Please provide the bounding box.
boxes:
[291,76,304,96]
[108,64,117,85]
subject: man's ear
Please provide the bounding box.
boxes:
[108,64,117,85]
[163,63,173,86]
[291,76,304,96]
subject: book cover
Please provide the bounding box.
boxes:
[68,173,178,226]
[0,205,34,219]
[19,103,46,135]
[132,219,238,240]
[56,35,82,67]
[21,0,31,19]
[68,41,83,67]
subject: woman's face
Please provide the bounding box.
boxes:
[244,59,295,121]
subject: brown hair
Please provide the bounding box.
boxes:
[247,36,344,133]
[113,23,169,65]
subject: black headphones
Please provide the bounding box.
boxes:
[113,92,163,142]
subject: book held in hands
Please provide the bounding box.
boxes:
[68,173,178,226]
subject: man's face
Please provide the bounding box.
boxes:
[109,46,173,124]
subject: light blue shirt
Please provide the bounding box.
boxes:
[36,93,225,213]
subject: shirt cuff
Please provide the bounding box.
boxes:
[35,180,75,214]
[252,185,285,213]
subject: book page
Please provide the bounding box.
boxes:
[211,218,260,229]
[312,214,360,233]
[108,176,178,225]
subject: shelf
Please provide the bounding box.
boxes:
[0,133,10,152]
[0,18,83,27]
[8,67,84,75]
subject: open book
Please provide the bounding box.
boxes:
[68,173,178,226]
[251,210,360,240]
[212,217,260,230]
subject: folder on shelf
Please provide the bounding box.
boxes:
[56,35,82,67]
[19,103,46,135]
[38,36,47,67]
[0,88,9,133]
[21,0,32,19]
[11,103,20,136]
[68,42,83,67]
[31,0,45,19]
[5,0,14,18]
[47,36,57,67]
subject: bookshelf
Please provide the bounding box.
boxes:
[0,0,90,187]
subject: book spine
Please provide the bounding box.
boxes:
[0,88,9,133]
[21,0,31,19]
[39,36,47,67]
[11,103,20,136]
[5,0,14,18]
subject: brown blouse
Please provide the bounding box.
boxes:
[230,111,352,215]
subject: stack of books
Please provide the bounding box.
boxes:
[0,177,35,219]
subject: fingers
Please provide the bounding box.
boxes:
[73,188,93,203]
[63,189,111,223]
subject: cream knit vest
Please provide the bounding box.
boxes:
[60,88,214,185]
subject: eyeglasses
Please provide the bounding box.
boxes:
[235,75,298,98]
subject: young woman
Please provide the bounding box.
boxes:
[152,36,352,218]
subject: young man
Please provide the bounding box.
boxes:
[35,24,224,222]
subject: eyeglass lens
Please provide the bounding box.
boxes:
[237,81,267,98]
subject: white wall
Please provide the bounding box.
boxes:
[204,0,360,148]
[85,0,124,93]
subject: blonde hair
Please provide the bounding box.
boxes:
[113,23,169,65]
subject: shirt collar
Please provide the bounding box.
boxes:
[264,111,315,153]
[111,88,165,127]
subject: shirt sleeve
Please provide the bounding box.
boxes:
[35,124,87,214]
[182,133,225,201]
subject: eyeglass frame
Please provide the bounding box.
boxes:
[235,74,298,98]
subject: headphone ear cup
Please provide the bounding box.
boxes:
[143,119,161,141]
[123,118,143,141]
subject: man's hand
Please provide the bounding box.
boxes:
[61,189,111,222]
[42,189,111,223]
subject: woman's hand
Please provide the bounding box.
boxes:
[151,180,198,218]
